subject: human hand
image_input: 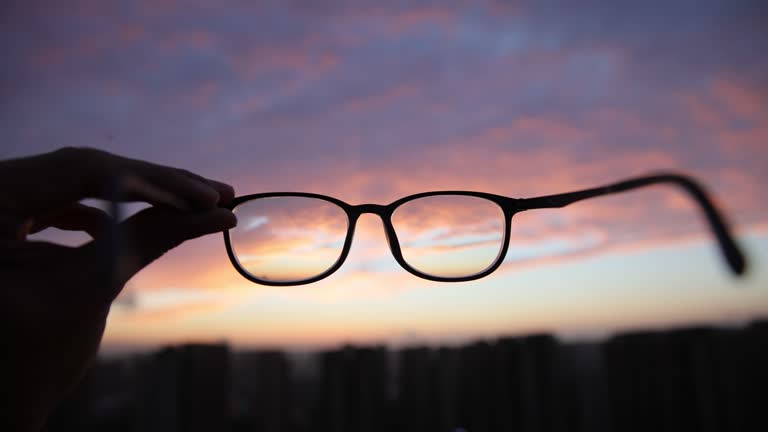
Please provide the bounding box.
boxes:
[0,147,237,431]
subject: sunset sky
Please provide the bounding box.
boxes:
[2,0,767,352]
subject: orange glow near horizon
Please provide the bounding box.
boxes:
[102,221,768,350]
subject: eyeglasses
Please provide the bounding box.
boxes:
[223,172,746,286]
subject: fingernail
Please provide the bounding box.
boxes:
[224,210,238,228]
[208,208,237,230]
[205,179,235,205]
[219,183,236,205]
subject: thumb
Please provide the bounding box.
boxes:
[82,206,237,301]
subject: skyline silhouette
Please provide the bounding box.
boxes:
[43,320,768,432]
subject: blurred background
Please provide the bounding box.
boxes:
[1,0,766,430]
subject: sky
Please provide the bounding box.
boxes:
[1,0,767,351]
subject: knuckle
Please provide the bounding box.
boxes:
[56,146,100,158]
[176,168,203,183]
[56,147,110,170]
[52,146,82,164]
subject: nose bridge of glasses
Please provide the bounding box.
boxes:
[348,207,398,258]
[352,203,389,217]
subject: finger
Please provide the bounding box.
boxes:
[119,174,193,211]
[79,206,237,300]
[175,169,236,206]
[0,238,74,266]
[28,204,110,239]
[127,165,221,210]
[0,147,234,217]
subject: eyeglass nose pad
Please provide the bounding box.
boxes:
[378,213,405,262]
[346,214,359,244]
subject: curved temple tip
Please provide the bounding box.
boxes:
[725,242,748,276]
[662,172,749,278]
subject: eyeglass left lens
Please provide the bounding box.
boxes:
[229,196,348,283]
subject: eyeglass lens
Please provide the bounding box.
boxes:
[391,195,506,278]
[230,197,348,283]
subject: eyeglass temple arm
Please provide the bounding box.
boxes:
[516,173,747,275]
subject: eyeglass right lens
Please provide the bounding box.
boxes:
[229,197,348,283]
[392,195,506,279]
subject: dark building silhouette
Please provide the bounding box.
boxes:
[553,342,608,432]
[42,320,768,432]
[232,350,292,432]
[313,345,391,432]
[396,346,439,431]
[134,343,230,432]
[44,358,137,432]
[451,336,559,432]
[604,323,768,432]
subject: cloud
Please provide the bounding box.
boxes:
[111,288,238,322]
[712,79,767,121]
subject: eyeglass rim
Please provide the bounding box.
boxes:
[223,191,517,286]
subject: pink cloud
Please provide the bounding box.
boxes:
[712,79,767,121]
[708,168,768,225]
[683,94,727,129]
[115,298,232,323]
[159,30,219,51]
[679,77,768,130]
[342,84,419,112]
[389,6,455,33]
[26,37,106,69]
[230,47,339,80]
[118,24,147,44]
[178,81,221,109]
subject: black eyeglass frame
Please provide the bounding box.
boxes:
[223,172,746,286]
